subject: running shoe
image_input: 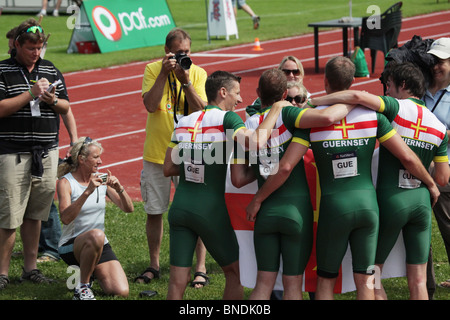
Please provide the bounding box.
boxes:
[253,16,260,29]
[73,285,96,300]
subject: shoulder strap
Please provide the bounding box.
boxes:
[430,90,446,113]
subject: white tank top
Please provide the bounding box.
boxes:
[58,172,108,247]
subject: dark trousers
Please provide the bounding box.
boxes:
[39,201,62,259]
[427,178,450,299]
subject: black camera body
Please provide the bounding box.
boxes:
[171,52,192,70]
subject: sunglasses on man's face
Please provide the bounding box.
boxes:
[282,69,301,76]
[285,95,306,104]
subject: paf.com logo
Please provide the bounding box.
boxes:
[92,6,122,41]
[91,6,173,42]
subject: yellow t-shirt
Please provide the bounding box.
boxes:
[141,61,207,164]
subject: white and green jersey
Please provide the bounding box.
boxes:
[244,105,310,198]
[376,96,448,190]
[309,106,395,196]
[169,105,245,195]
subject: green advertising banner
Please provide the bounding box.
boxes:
[68,0,175,53]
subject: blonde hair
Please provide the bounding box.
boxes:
[57,137,103,178]
[287,81,307,96]
[287,81,308,106]
[278,56,305,79]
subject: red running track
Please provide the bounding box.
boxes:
[59,10,450,200]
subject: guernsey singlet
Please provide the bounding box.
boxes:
[243,105,313,275]
[308,106,396,277]
[375,96,449,265]
[167,105,244,267]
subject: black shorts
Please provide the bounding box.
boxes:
[59,238,118,267]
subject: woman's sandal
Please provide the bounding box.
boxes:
[134,267,160,284]
[190,272,210,288]
[0,274,9,290]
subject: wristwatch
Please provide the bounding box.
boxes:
[52,98,58,106]
[182,80,192,88]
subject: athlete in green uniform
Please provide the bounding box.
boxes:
[250,57,438,300]
[311,62,448,300]
[163,71,286,300]
[232,68,355,300]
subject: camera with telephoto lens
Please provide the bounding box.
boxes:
[171,52,192,70]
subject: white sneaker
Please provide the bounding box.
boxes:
[73,285,96,300]
[37,9,47,16]
[52,10,59,17]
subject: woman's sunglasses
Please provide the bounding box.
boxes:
[77,136,93,159]
[285,95,306,104]
[282,69,301,76]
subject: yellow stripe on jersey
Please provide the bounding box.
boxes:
[292,137,310,147]
[434,155,449,163]
[231,126,247,140]
[378,129,397,143]
[294,108,309,128]
[377,96,385,113]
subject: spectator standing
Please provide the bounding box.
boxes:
[0,19,69,289]
[38,0,62,17]
[37,0,62,17]
[138,28,209,287]
[286,81,308,108]
[424,37,450,292]
[6,22,78,264]
[246,56,309,118]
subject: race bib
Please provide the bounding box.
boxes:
[184,162,205,183]
[398,169,421,189]
[332,151,358,179]
[259,161,277,180]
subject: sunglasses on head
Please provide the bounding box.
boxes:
[285,95,306,104]
[15,25,44,41]
[282,69,301,76]
[77,136,93,159]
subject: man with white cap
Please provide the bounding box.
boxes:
[424,37,450,292]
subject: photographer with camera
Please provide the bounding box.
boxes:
[138,28,209,288]
[57,137,134,300]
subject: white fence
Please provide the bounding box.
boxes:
[1,0,74,13]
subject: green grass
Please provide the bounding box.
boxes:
[0,202,252,300]
[1,201,449,300]
[0,0,449,73]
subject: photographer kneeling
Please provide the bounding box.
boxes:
[57,137,134,300]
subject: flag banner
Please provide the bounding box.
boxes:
[225,149,406,294]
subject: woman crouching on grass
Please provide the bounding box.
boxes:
[57,137,134,300]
